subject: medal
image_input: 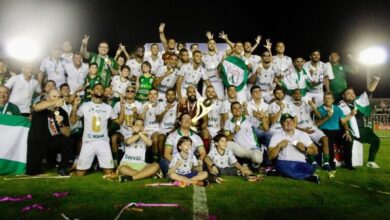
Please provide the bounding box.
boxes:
[292,140,298,146]
[236,120,241,126]
[54,111,60,116]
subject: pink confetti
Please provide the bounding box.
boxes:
[21,204,47,212]
[0,194,32,202]
[52,192,69,198]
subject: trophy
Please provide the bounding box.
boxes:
[190,97,213,132]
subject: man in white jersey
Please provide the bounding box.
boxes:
[177,48,191,69]
[249,50,278,103]
[38,45,67,87]
[177,50,211,100]
[145,43,164,74]
[64,52,88,93]
[272,41,293,77]
[70,84,114,176]
[221,85,238,126]
[5,63,41,116]
[125,45,145,78]
[303,50,334,106]
[202,32,225,99]
[61,41,74,64]
[224,102,263,168]
[159,23,177,54]
[268,86,296,133]
[139,89,164,161]
[153,54,180,101]
[281,57,308,102]
[156,89,178,159]
[268,113,320,183]
[242,37,261,72]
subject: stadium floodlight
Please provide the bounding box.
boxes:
[358,46,387,66]
[6,37,39,62]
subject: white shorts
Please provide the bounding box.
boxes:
[144,126,160,137]
[308,126,326,146]
[77,140,114,170]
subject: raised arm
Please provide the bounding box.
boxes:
[159,23,169,52]
[218,31,235,49]
[80,35,90,60]
[70,96,81,124]
[250,35,262,53]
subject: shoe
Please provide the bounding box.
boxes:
[57,169,70,176]
[366,162,380,169]
[322,163,331,171]
[153,170,163,179]
[119,175,133,182]
[346,166,357,171]
[328,170,336,179]
[305,174,320,184]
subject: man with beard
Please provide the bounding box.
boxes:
[177,50,212,100]
[303,50,334,106]
[159,23,177,54]
[202,32,225,100]
[281,57,308,100]
[339,87,381,168]
[291,89,331,171]
[153,54,180,102]
[272,42,293,78]
[80,35,119,88]
[249,50,278,103]
[70,84,115,176]
[26,89,72,176]
[177,86,198,119]
[125,45,145,78]
[156,89,178,159]
[177,48,190,69]
[268,86,296,134]
[242,36,261,73]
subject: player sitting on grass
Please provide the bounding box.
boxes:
[167,136,208,186]
[204,134,260,182]
[105,118,160,182]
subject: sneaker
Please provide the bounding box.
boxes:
[153,170,163,179]
[305,174,320,184]
[119,175,133,182]
[328,170,336,179]
[322,163,331,171]
[366,162,380,169]
[57,169,70,176]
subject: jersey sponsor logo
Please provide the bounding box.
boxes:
[125,155,142,161]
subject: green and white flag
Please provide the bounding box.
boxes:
[220,56,249,92]
[338,92,371,138]
[0,114,30,175]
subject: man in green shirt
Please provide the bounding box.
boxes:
[80,35,119,88]
[329,51,354,102]
[0,85,21,116]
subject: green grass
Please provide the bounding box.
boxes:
[1,138,390,220]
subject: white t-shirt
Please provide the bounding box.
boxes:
[254,64,278,92]
[224,116,259,150]
[77,101,113,143]
[269,129,313,162]
[272,55,293,77]
[303,61,334,92]
[169,153,198,175]
[293,101,315,128]
[64,62,88,93]
[5,74,41,113]
[120,130,147,164]
[202,52,224,82]
[165,129,204,155]
[40,57,67,87]
[155,66,180,93]
[282,67,307,91]
[247,99,269,129]
[221,99,234,120]
[159,101,178,132]
[268,99,296,131]
[243,54,261,73]
[207,100,224,132]
[145,55,164,74]
[179,63,208,93]
[112,101,143,129]
[207,147,237,168]
[125,59,143,77]
[142,102,165,130]
[111,75,131,97]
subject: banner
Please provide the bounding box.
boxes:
[220,56,249,92]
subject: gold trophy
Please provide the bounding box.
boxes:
[190,97,213,132]
[92,113,101,132]
[125,114,133,127]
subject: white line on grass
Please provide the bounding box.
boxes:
[334,180,390,195]
[193,185,209,220]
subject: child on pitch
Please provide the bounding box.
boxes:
[168,136,209,186]
[83,62,103,101]
[204,134,259,182]
[106,118,160,182]
[136,61,154,103]
[111,66,131,98]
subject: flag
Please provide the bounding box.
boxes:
[220,56,249,92]
[355,92,371,116]
[0,114,30,175]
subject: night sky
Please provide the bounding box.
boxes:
[1,0,389,96]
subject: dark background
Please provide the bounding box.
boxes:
[0,0,389,97]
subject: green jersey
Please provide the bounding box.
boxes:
[0,102,21,116]
[88,52,118,88]
[330,64,351,101]
[136,75,154,103]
